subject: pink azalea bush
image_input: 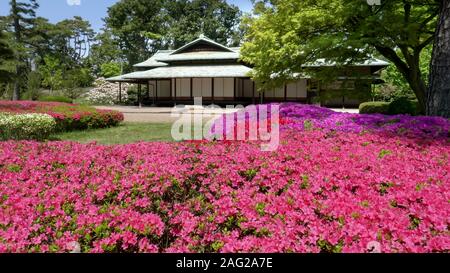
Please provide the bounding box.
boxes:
[213,103,450,140]
[0,127,448,252]
[0,100,124,132]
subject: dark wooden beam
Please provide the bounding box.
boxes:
[138,83,142,107]
[118,82,122,104]
[241,78,244,99]
[284,83,287,101]
[155,80,158,103]
[261,88,264,104]
[233,77,236,101]
[211,78,215,104]
[173,78,177,106]
[190,77,193,99]
[252,80,255,104]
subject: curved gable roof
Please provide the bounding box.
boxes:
[170,35,234,55]
[133,50,172,68]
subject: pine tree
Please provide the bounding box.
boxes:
[9,0,39,100]
[0,30,14,82]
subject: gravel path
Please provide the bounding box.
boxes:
[95,106,238,123]
[95,105,360,123]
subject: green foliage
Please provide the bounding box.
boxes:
[0,113,56,140]
[378,149,392,159]
[300,174,310,190]
[24,71,42,100]
[165,0,243,48]
[52,16,95,65]
[100,62,121,78]
[105,0,243,68]
[89,31,122,76]
[40,55,64,91]
[359,102,390,115]
[242,0,438,107]
[61,68,94,99]
[38,95,73,104]
[7,0,40,99]
[388,97,419,116]
[375,45,433,101]
[239,168,258,181]
[360,99,420,115]
[39,55,93,99]
[0,30,14,82]
[105,0,168,68]
[255,202,266,216]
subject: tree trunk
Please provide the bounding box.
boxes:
[11,0,21,101]
[427,0,450,118]
[402,66,427,114]
[374,45,427,113]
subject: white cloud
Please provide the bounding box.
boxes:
[67,0,81,6]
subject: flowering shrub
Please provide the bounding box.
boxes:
[0,113,56,140]
[0,100,124,132]
[0,103,448,253]
[84,78,130,105]
[0,128,448,253]
[214,103,450,140]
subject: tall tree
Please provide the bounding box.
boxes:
[104,0,244,69]
[88,30,122,75]
[105,0,167,70]
[241,0,439,113]
[165,0,242,48]
[54,16,95,65]
[427,0,450,117]
[9,0,39,100]
[0,30,14,82]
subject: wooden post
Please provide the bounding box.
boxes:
[118,82,122,104]
[284,84,287,102]
[241,79,244,101]
[233,78,237,102]
[138,83,142,108]
[190,78,193,100]
[155,80,158,104]
[252,80,255,104]
[174,78,177,106]
[211,78,215,104]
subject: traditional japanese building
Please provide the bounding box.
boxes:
[107,35,388,107]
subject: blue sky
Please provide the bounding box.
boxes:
[0,0,254,32]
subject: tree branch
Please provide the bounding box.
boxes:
[374,45,410,76]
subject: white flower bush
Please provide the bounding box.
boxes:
[0,113,57,140]
[84,78,130,105]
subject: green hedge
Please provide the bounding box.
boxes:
[388,97,419,116]
[359,102,390,114]
[0,113,56,141]
[360,99,420,116]
[38,96,73,104]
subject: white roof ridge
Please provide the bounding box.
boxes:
[170,36,234,55]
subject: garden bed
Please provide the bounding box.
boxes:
[0,101,124,132]
[0,104,448,253]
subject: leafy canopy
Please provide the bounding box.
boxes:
[241,0,438,99]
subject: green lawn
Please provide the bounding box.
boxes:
[52,122,176,144]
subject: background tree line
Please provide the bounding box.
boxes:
[0,0,243,101]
